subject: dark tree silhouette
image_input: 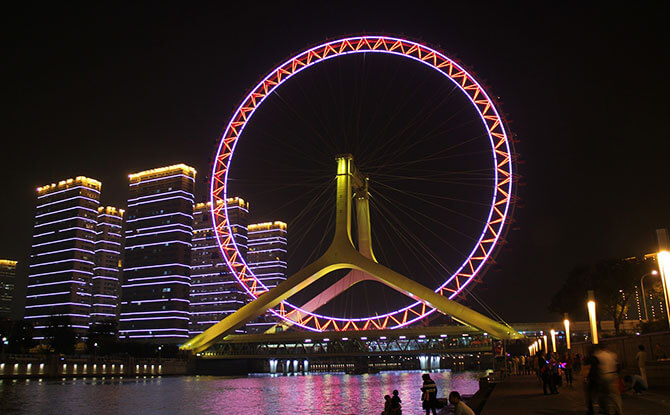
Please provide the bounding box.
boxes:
[550,256,653,335]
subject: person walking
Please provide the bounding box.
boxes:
[635,344,647,383]
[573,353,582,375]
[584,347,600,415]
[564,352,574,386]
[541,355,556,394]
[594,344,623,415]
[420,373,438,415]
[449,391,475,415]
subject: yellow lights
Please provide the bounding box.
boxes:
[657,250,670,324]
[248,221,287,231]
[194,197,248,211]
[37,176,101,193]
[587,290,599,345]
[543,335,548,353]
[564,316,571,350]
[128,163,197,181]
[0,259,18,267]
[98,206,125,216]
[550,329,557,353]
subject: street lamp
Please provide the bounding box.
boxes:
[550,329,557,353]
[640,270,659,321]
[587,290,598,345]
[543,335,548,354]
[563,314,571,350]
[658,251,670,325]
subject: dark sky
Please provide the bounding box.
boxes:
[3,2,669,322]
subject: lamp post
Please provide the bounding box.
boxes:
[543,335,548,354]
[587,290,598,345]
[640,270,659,321]
[658,251,670,325]
[550,329,557,353]
[563,313,571,350]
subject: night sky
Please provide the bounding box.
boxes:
[3,2,669,322]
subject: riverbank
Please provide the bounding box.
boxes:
[0,354,187,378]
[479,374,670,414]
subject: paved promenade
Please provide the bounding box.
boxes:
[480,374,670,415]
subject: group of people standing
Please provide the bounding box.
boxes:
[381,374,475,415]
[533,350,574,394]
[421,373,475,415]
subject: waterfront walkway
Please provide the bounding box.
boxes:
[480,375,670,415]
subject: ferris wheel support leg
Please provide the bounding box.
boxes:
[347,257,523,341]
[265,270,377,334]
[180,255,355,353]
[266,177,378,334]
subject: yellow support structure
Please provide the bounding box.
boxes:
[181,155,521,353]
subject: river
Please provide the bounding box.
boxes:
[0,370,483,414]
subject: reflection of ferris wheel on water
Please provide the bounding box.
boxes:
[184,36,517,351]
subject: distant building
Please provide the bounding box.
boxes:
[25,177,101,339]
[621,254,666,321]
[119,164,196,343]
[246,221,287,332]
[189,197,249,336]
[0,260,17,320]
[91,206,124,328]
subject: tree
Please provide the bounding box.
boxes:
[87,320,117,355]
[45,316,77,354]
[8,320,35,353]
[550,257,651,335]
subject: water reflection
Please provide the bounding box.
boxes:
[0,370,481,414]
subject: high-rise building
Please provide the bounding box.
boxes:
[91,206,124,327]
[0,260,17,320]
[119,164,196,343]
[246,221,287,332]
[247,221,288,289]
[25,177,101,339]
[189,197,249,336]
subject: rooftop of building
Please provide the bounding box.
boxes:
[36,176,101,194]
[128,163,197,181]
[0,259,18,267]
[98,206,125,216]
[248,221,287,231]
[194,197,248,211]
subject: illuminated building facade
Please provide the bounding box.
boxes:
[25,177,101,339]
[0,260,17,320]
[91,206,124,327]
[189,197,248,336]
[622,254,666,321]
[246,221,287,332]
[119,164,196,342]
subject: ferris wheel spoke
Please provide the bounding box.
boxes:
[372,181,488,225]
[370,193,473,256]
[372,203,453,285]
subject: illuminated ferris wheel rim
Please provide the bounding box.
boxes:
[210,35,514,331]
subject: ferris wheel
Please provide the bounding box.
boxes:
[191,36,515,349]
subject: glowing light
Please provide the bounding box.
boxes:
[587,290,599,344]
[550,329,557,353]
[564,317,571,350]
[35,205,98,219]
[128,164,196,180]
[128,195,194,208]
[657,251,670,324]
[208,35,514,332]
[37,177,101,194]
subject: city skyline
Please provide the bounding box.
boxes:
[3,3,669,325]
